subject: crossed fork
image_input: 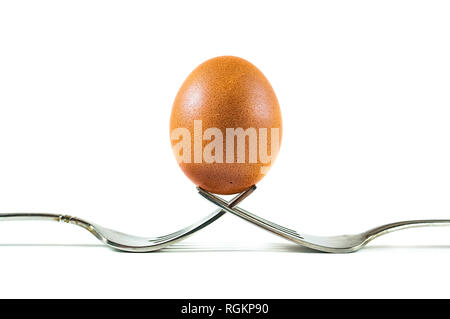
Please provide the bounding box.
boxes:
[1,185,449,253]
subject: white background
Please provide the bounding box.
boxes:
[0,0,450,298]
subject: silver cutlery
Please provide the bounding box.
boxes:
[2,183,448,253]
[0,186,254,252]
[198,186,450,253]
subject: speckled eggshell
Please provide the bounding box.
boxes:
[170,56,282,194]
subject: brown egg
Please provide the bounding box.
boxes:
[170,56,282,194]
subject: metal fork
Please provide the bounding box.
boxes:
[198,186,450,253]
[0,186,255,252]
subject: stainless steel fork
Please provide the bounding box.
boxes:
[198,186,450,253]
[0,186,255,252]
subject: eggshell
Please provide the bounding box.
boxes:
[170,56,282,194]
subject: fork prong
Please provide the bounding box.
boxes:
[227,185,256,207]
[152,186,256,243]
[198,187,300,237]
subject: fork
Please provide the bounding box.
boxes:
[198,186,450,253]
[0,186,255,252]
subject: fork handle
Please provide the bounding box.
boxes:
[0,212,93,232]
[0,213,84,225]
[366,219,450,239]
[0,213,63,222]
